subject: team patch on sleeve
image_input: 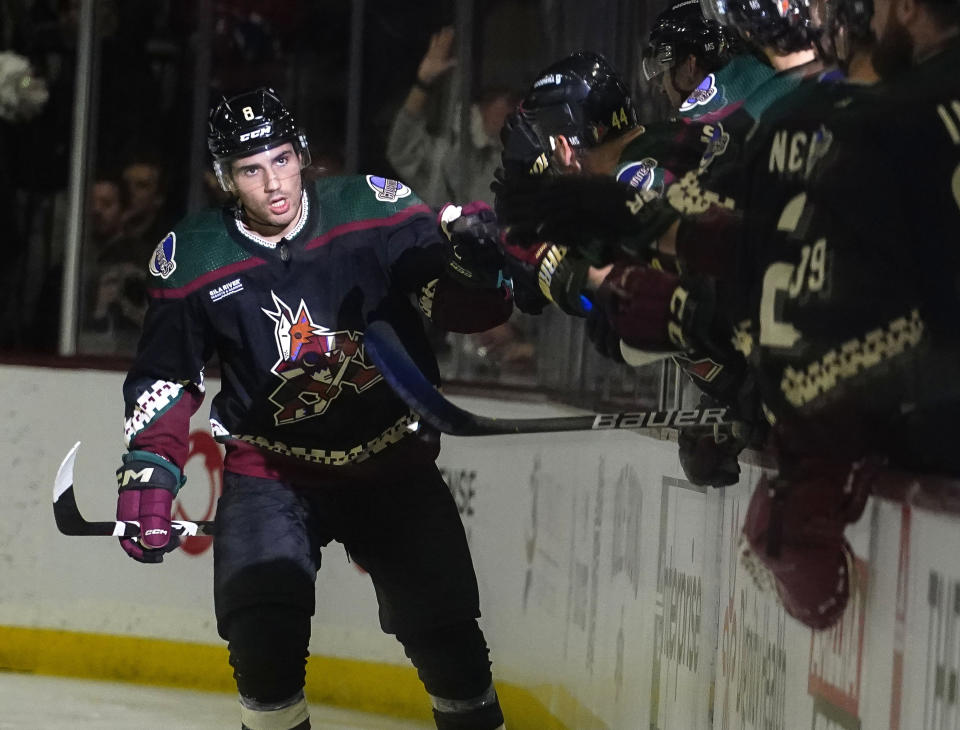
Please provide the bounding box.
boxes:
[616,157,659,191]
[680,73,718,113]
[149,232,178,279]
[366,175,412,202]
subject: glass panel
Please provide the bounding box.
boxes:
[0,2,74,353]
[1,0,671,410]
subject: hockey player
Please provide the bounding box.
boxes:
[491,50,643,319]
[733,0,960,628]
[643,0,736,110]
[590,2,766,194]
[115,88,510,730]
[614,0,769,195]
[592,0,959,629]
[495,0,844,489]
[493,46,768,488]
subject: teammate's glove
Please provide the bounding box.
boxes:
[491,111,553,246]
[494,174,679,265]
[497,110,552,182]
[739,457,874,630]
[592,264,680,351]
[439,202,506,290]
[500,238,592,317]
[115,450,185,564]
[678,406,749,487]
[594,263,725,356]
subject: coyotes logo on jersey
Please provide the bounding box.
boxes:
[262,291,382,425]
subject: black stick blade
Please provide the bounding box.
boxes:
[52,441,216,537]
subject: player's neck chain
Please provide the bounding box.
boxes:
[235,189,310,249]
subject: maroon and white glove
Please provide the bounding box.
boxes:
[593,263,683,351]
[115,451,185,564]
[739,457,874,629]
[594,262,728,358]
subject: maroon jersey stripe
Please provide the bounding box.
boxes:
[304,203,433,251]
[148,256,268,300]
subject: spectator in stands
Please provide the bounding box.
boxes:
[120,156,172,258]
[89,177,128,256]
[386,26,520,206]
[80,174,148,355]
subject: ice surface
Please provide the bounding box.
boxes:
[0,672,433,729]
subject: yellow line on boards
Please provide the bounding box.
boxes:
[0,625,572,729]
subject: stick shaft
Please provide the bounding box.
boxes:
[363,320,733,436]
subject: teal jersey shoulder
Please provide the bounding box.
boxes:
[679,54,775,120]
[312,174,428,235]
[146,208,245,291]
[146,174,429,292]
[742,65,809,122]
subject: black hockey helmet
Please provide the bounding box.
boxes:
[643,0,734,80]
[700,0,819,54]
[207,87,311,191]
[520,51,638,150]
[822,0,874,62]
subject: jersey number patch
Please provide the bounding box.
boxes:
[759,194,828,349]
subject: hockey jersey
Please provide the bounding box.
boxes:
[613,54,777,194]
[123,175,512,479]
[736,40,960,471]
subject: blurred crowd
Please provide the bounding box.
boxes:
[0,0,669,405]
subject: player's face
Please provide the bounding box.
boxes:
[231,143,303,230]
[90,181,123,238]
[660,55,702,110]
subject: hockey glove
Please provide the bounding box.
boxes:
[494,174,679,265]
[490,111,554,247]
[497,110,552,182]
[439,202,506,290]
[592,264,681,352]
[594,263,729,358]
[740,457,874,630]
[116,450,185,564]
[500,238,592,317]
[678,416,748,487]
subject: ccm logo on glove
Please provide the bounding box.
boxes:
[118,466,157,487]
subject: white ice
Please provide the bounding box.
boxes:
[0,672,433,729]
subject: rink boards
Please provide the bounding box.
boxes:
[0,363,955,729]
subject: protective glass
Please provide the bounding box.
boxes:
[213,135,311,192]
[642,43,676,80]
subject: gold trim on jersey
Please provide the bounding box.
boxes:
[225,411,420,467]
[780,309,924,408]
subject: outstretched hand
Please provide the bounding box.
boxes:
[417,27,457,86]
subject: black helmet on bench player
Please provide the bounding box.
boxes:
[643,0,734,80]
[520,50,638,150]
[207,87,311,192]
[700,0,819,54]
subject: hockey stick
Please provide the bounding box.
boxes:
[53,442,216,537]
[363,319,733,436]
